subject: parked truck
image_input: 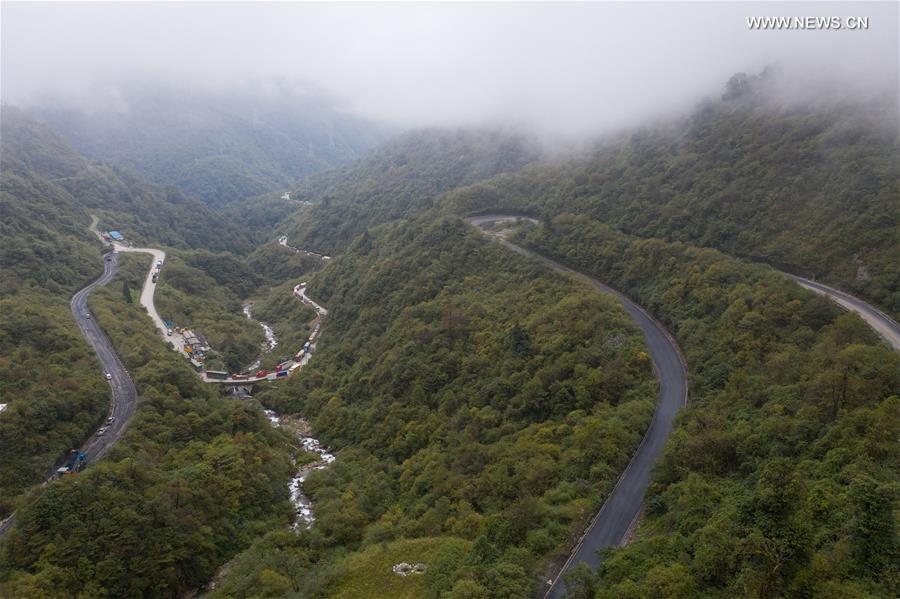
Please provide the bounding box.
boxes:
[56,450,86,478]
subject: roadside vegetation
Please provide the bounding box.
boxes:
[0,253,296,597]
[0,287,109,516]
[248,280,317,371]
[443,73,900,317]
[0,122,111,512]
[212,215,658,596]
[276,129,540,256]
[513,215,899,597]
[151,246,321,373]
[2,69,897,599]
[153,251,264,373]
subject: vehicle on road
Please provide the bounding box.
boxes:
[167,329,173,336]
[105,373,112,380]
[56,451,87,477]
[106,417,114,424]
[85,312,91,318]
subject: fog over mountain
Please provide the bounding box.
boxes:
[3,3,900,598]
[3,2,897,138]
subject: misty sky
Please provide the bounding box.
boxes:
[2,2,897,136]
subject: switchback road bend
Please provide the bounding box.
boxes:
[466,215,688,599]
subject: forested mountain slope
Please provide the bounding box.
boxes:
[0,254,295,597]
[444,72,900,316]
[27,84,388,206]
[0,133,108,513]
[0,105,253,511]
[210,215,658,597]
[2,106,251,253]
[513,215,899,598]
[3,63,896,599]
[265,128,540,255]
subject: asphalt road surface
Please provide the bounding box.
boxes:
[92,216,326,385]
[0,252,138,537]
[466,215,688,598]
[786,274,900,351]
[279,235,332,260]
[70,252,139,457]
[113,245,176,349]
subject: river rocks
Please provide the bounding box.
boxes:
[264,410,334,529]
[242,303,277,371]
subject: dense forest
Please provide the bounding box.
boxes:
[512,215,898,597]
[245,240,326,288]
[2,106,252,254]
[0,254,297,597]
[2,66,897,599]
[0,262,109,513]
[211,215,658,597]
[442,72,900,317]
[1,109,110,510]
[0,106,258,512]
[248,279,318,371]
[271,129,541,255]
[28,84,388,206]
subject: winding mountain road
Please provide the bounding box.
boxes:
[786,274,900,351]
[278,235,332,261]
[90,217,326,384]
[88,216,178,353]
[2,221,328,537]
[114,245,176,350]
[469,215,900,597]
[69,253,139,459]
[0,252,138,537]
[467,215,689,599]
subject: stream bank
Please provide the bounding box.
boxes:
[264,409,335,528]
[242,302,277,372]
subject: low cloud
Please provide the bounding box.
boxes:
[2,2,896,137]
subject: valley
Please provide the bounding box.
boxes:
[1,7,898,596]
